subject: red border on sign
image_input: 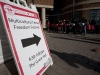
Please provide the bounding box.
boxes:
[0,2,24,75]
[0,1,52,75]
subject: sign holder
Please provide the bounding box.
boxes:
[0,1,13,63]
[0,0,53,75]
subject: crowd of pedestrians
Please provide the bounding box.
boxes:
[46,17,100,35]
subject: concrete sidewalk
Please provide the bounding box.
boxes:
[43,32,100,75]
[0,32,100,75]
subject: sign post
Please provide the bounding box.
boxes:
[0,1,53,75]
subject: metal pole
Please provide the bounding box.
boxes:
[72,0,75,20]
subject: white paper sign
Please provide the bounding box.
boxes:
[0,1,53,75]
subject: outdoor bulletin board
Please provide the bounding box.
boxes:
[0,1,53,75]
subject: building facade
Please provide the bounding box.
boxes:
[26,0,54,28]
[62,0,100,24]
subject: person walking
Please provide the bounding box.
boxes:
[71,19,77,34]
[63,19,66,33]
[61,20,64,33]
[66,20,70,34]
[80,17,87,35]
[47,20,50,32]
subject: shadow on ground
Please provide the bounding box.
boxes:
[50,49,100,73]
[4,59,18,75]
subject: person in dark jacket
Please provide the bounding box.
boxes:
[71,19,77,34]
[47,20,50,32]
[65,20,70,34]
[80,17,87,35]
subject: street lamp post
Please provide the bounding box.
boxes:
[72,0,75,20]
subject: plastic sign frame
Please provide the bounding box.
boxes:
[0,1,53,75]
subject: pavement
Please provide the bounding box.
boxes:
[43,32,100,75]
[0,32,100,75]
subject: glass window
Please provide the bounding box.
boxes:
[70,11,82,21]
[90,9,100,25]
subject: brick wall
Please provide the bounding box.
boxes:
[62,0,100,22]
[62,13,70,20]
[83,2,100,8]
[62,0,72,7]
[27,0,53,6]
[34,0,53,5]
[82,10,90,23]
[62,0,88,8]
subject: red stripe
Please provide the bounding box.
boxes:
[36,67,45,75]
[38,17,51,55]
[2,1,39,18]
[0,2,24,75]
[35,15,51,75]
[15,13,38,19]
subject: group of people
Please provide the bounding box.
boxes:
[46,17,100,35]
[58,19,71,34]
[71,17,87,35]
